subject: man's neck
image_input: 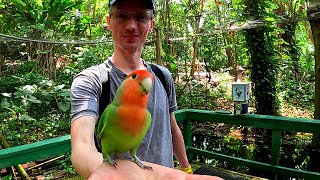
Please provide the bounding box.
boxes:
[111,49,146,75]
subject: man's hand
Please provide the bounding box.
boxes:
[88,160,223,180]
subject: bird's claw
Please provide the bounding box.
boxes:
[143,165,153,170]
[131,156,153,170]
[103,155,117,168]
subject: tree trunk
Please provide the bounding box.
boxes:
[244,0,279,115]
[307,2,320,172]
[190,0,205,78]
[0,47,5,77]
[155,28,162,65]
[244,1,279,177]
[276,1,300,80]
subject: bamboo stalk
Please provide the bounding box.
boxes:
[26,155,65,171]
[0,132,31,180]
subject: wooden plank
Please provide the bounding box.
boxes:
[0,135,71,169]
[186,109,320,133]
[188,147,320,179]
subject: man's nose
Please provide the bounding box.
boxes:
[125,15,138,30]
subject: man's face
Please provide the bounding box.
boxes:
[107,0,154,53]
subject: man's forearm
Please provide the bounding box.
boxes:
[70,116,101,178]
[71,142,103,178]
[172,128,190,168]
[170,112,190,168]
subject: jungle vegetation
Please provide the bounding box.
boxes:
[0,0,319,179]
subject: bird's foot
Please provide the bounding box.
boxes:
[103,154,117,168]
[131,155,153,170]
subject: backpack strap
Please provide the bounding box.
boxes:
[149,63,169,97]
[97,62,111,118]
[95,62,110,152]
[98,78,110,118]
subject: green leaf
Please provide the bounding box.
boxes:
[54,84,65,91]
[265,17,275,22]
[20,114,35,121]
[22,85,37,94]
[1,98,10,108]
[41,90,50,96]
[40,80,53,87]
[58,101,70,112]
[57,89,70,97]
[1,93,12,97]
[27,96,41,104]
[81,18,89,24]
[4,174,12,180]
[36,49,49,55]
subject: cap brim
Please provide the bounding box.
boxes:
[109,0,155,13]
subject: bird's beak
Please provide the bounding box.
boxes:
[141,77,153,94]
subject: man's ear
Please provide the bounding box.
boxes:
[107,15,112,30]
[148,19,155,33]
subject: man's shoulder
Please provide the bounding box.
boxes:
[75,62,110,83]
[148,63,171,77]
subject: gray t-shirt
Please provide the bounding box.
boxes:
[70,59,177,167]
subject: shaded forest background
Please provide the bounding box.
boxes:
[0,0,319,179]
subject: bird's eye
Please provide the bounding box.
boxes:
[132,74,137,79]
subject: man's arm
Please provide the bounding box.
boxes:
[170,112,191,169]
[70,116,103,179]
[71,115,223,180]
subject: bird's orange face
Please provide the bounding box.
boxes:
[120,70,154,106]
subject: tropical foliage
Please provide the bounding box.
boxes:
[0,0,318,179]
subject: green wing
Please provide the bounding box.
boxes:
[96,103,118,138]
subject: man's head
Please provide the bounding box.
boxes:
[107,0,155,54]
[109,0,156,15]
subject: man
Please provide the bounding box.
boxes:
[70,0,222,179]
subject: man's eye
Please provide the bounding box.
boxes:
[135,14,148,22]
[116,13,128,20]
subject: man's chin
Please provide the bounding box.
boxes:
[123,44,142,53]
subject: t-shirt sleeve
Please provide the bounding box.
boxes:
[70,67,102,123]
[158,66,178,113]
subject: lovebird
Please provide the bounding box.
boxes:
[96,70,154,170]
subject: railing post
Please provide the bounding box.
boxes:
[183,117,193,161]
[271,129,281,180]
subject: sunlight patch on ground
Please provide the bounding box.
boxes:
[280,103,313,119]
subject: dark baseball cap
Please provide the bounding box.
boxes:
[109,0,156,14]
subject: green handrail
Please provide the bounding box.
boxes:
[1,109,320,179]
[176,109,320,179]
[0,135,71,169]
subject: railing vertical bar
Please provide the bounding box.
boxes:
[271,129,282,180]
[183,116,193,161]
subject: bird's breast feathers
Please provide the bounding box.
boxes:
[116,105,149,136]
